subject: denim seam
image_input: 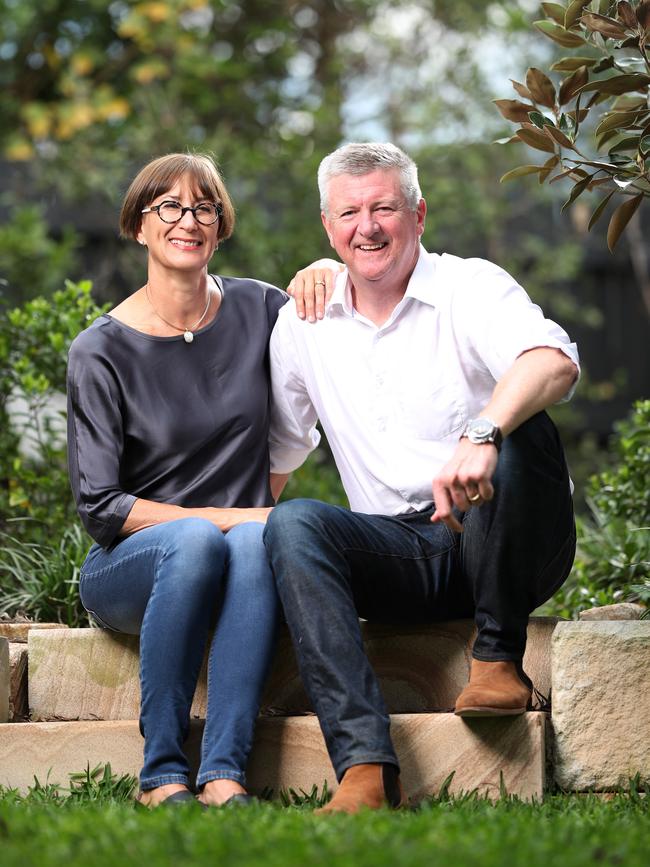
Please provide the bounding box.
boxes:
[80,545,166,579]
[140,774,190,790]
[196,770,246,786]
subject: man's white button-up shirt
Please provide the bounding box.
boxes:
[269,246,579,516]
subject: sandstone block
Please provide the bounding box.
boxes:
[0,712,546,801]
[0,637,8,723]
[579,603,645,621]
[29,617,559,721]
[0,622,68,642]
[9,643,28,720]
[552,621,650,790]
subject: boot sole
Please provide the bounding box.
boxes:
[454,706,527,717]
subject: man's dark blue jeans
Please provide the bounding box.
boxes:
[263,411,575,780]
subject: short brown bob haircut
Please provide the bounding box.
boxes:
[119,152,235,242]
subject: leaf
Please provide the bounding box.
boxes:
[559,66,589,104]
[549,167,589,184]
[595,110,642,137]
[565,0,592,29]
[493,98,536,123]
[528,110,549,129]
[607,193,643,250]
[544,124,579,151]
[612,174,639,189]
[588,190,615,230]
[561,174,593,211]
[640,135,650,155]
[516,126,557,153]
[581,12,629,40]
[617,1,638,29]
[533,20,587,47]
[526,67,557,107]
[541,2,567,25]
[539,154,560,183]
[612,134,642,152]
[510,79,533,101]
[499,165,544,182]
[567,108,590,123]
[493,135,521,145]
[636,1,650,30]
[577,73,650,96]
[592,56,615,74]
[551,56,598,72]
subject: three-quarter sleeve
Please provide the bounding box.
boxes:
[66,330,136,547]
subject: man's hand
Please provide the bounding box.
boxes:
[287,258,344,322]
[431,439,499,532]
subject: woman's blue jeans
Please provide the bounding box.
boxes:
[263,412,576,779]
[79,518,279,791]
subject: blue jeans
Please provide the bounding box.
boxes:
[80,518,279,791]
[263,412,575,779]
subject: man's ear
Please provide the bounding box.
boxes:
[416,198,427,237]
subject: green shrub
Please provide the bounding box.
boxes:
[548,400,650,618]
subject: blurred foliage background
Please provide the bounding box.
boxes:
[0,0,648,623]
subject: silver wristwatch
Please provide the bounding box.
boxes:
[461,417,503,451]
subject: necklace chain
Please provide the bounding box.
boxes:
[145,284,212,343]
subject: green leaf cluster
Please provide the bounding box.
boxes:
[496,0,650,250]
[547,399,650,618]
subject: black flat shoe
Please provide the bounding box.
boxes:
[161,791,207,809]
[221,793,257,807]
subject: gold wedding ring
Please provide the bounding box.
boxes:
[314,280,326,286]
[468,492,481,503]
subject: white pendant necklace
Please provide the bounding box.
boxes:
[145,284,212,343]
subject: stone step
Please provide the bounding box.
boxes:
[28,617,559,721]
[0,622,68,642]
[0,712,547,802]
[8,643,28,721]
[551,621,650,791]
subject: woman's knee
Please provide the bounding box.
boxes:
[159,518,227,581]
[225,522,275,593]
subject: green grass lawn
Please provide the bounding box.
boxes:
[1,781,648,867]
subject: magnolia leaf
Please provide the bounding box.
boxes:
[577,73,650,96]
[597,128,624,150]
[539,154,560,183]
[559,66,589,104]
[565,0,591,29]
[588,190,615,231]
[493,135,521,145]
[595,110,642,137]
[640,135,650,154]
[541,2,567,25]
[561,174,593,211]
[612,134,642,152]
[618,35,640,48]
[528,110,553,129]
[567,108,590,122]
[549,167,589,183]
[578,159,620,171]
[592,56,615,74]
[499,165,544,182]
[612,96,648,111]
[636,0,650,30]
[516,127,557,153]
[589,177,614,188]
[617,1,638,29]
[551,56,598,72]
[581,12,630,40]
[613,174,638,188]
[533,20,587,47]
[607,193,643,250]
[526,67,557,107]
[544,124,579,150]
[493,98,536,123]
[510,79,534,101]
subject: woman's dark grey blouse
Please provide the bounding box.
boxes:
[67,276,288,549]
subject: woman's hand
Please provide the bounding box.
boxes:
[208,507,273,531]
[120,499,273,537]
[287,258,344,322]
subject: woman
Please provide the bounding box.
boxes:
[67,152,310,808]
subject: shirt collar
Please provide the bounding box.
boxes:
[326,245,438,319]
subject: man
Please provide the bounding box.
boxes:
[264,142,578,814]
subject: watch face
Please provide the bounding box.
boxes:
[471,419,493,437]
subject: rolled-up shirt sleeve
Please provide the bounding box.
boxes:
[268,307,321,473]
[66,340,136,547]
[456,258,580,402]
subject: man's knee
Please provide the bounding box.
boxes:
[264,498,338,549]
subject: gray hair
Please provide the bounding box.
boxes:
[318,142,422,214]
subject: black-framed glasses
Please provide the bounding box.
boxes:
[141,200,223,225]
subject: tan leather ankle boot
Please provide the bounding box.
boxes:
[315,763,404,815]
[454,659,532,717]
